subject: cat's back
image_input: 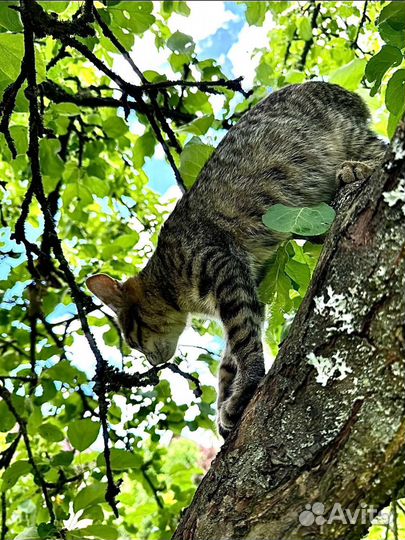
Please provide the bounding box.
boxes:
[195,81,370,187]
[162,82,377,250]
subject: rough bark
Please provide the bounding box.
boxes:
[173,122,405,540]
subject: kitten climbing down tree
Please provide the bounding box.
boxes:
[87,82,386,438]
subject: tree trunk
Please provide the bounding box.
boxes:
[173,121,405,540]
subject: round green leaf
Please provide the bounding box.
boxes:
[0,3,23,32]
[73,482,106,512]
[379,21,405,49]
[73,525,118,540]
[329,58,367,91]
[262,203,336,236]
[365,45,403,94]
[0,401,16,432]
[1,460,31,491]
[298,18,312,41]
[0,34,23,81]
[38,421,64,443]
[179,137,215,189]
[67,419,100,451]
[245,2,266,26]
[103,116,128,138]
[167,31,195,55]
[378,2,405,29]
[96,448,142,470]
[386,69,405,116]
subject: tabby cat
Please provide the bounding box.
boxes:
[87,82,386,438]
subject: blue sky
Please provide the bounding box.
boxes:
[112,1,273,197]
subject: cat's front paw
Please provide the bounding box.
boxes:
[337,161,374,184]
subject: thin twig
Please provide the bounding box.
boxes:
[0,67,27,158]
[0,383,55,523]
[166,363,202,397]
[0,493,7,540]
[352,0,368,52]
[141,462,164,509]
[90,7,186,192]
[0,337,31,360]
[393,500,399,540]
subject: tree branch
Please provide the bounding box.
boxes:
[298,3,321,70]
[173,121,405,540]
[20,0,119,517]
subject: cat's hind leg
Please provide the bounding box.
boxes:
[336,160,377,184]
[337,135,387,185]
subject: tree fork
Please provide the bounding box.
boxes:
[173,123,405,540]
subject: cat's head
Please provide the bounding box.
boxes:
[86,274,186,365]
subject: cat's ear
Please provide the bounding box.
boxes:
[86,274,123,313]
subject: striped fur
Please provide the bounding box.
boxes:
[87,82,386,437]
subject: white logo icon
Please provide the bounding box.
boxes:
[299,502,326,526]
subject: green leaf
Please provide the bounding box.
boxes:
[103,116,128,138]
[329,58,367,91]
[378,2,405,30]
[37,523,58,540]
[40,139,64,180]
[110,2,155,34]
[115,232,140,249]
[385,69,405,116]
[167,31,195,55]
[80,505,104,523]
[0,401,16,432]
[0,34,23,81]
[259,248,291,305]
[259,246,293,353]
[14,527,40,540]
[67,419,100,451]
[201,385,216,404]
[285,259,310,296]
[97,448,142,470]
[0,3,22,32]
[177,115,214,136]
[1,460,31,491]
[9,125,28,156]
[263,203,336,236]
[365,45,403,94]
[245,2,266,26]
[387,110,402,139]
[71,525,118,540]
[44,360,87,385]
[38,421,65,443]
[52,103,81,116]
[39,2,69,13]
[179,137,215,189]
[51,451,74,467]
[73,482,106,512]
[379,21,405,49]
[132,130,155,168]
[86,176,109,198]
[298,18,312,41]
